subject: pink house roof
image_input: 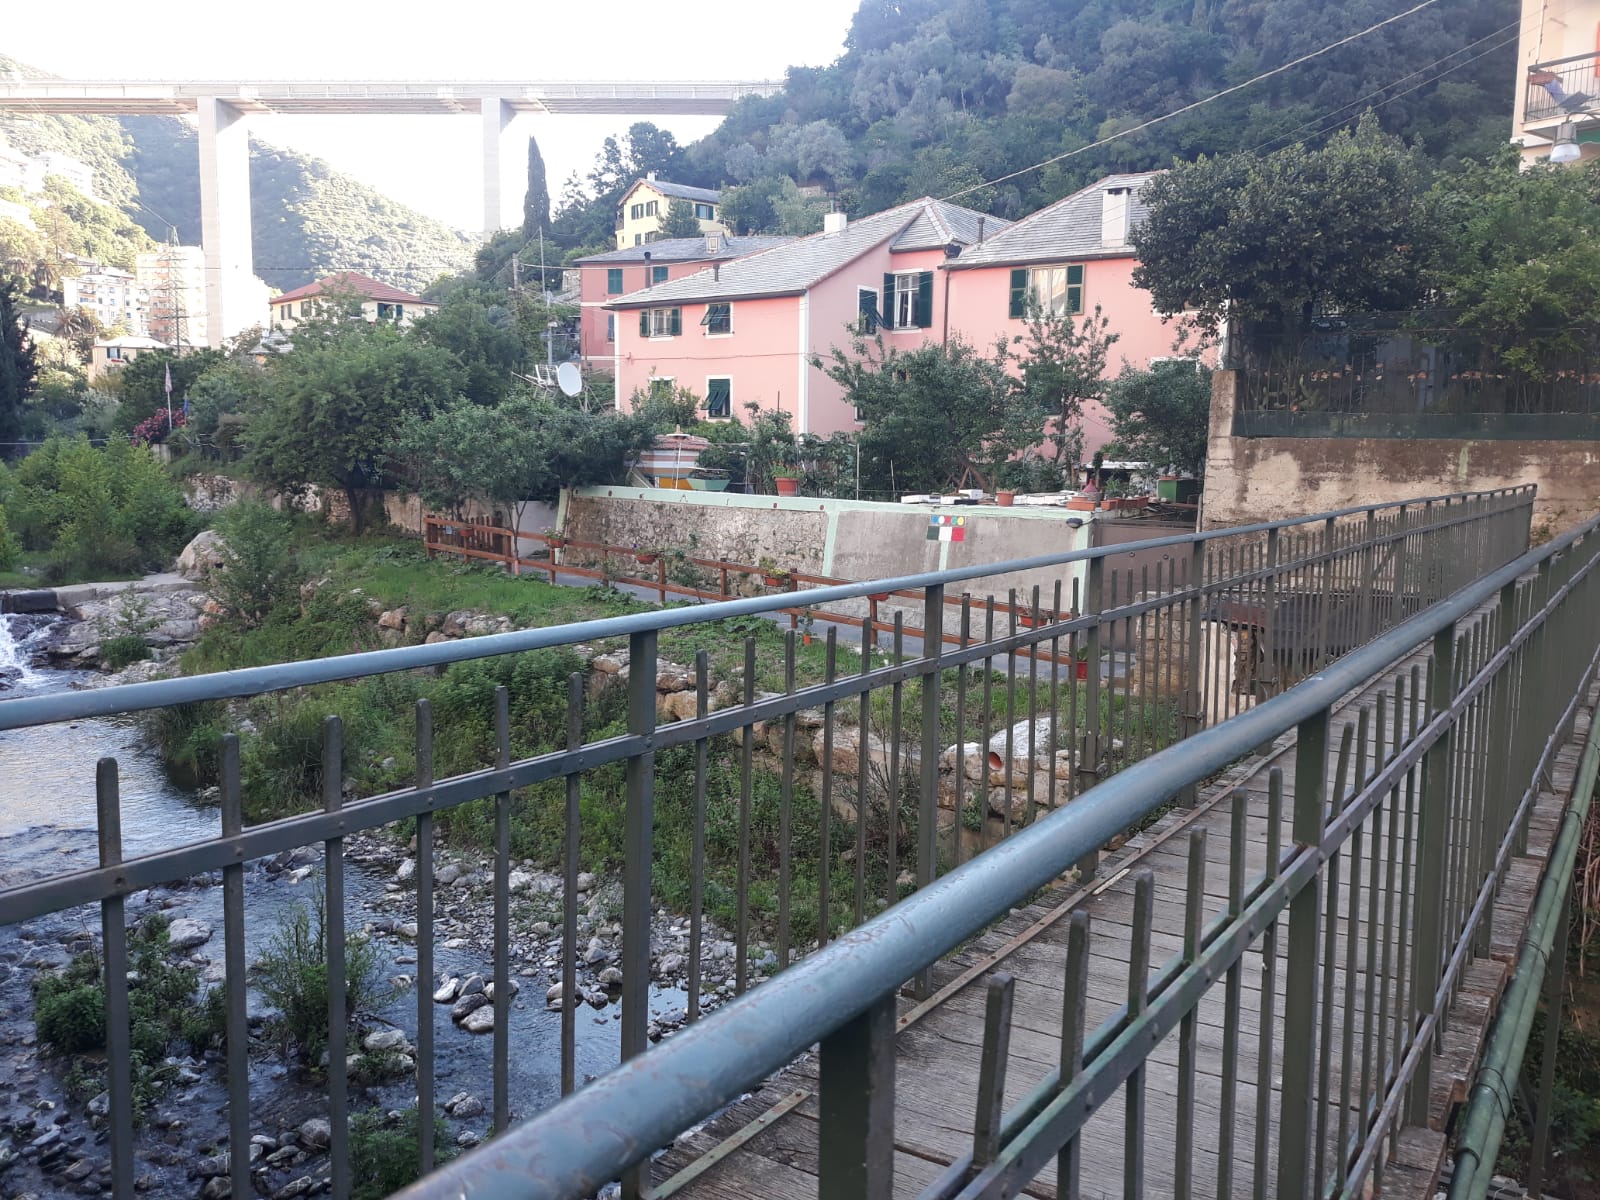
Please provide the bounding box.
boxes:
[274,271,428,306]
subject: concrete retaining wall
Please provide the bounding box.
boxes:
[1200,371,1592,537]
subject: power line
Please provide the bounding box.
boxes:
[1248,14,1531,155]
[941,0,1448,201]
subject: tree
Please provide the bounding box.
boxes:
[659,199,703,239]
[719,176,828,236]
[410,292,522,406]
[1104,361,1213,479]
[815,334,1041,494]
[1132,118,1432,337]
[245,324,462,533]
[0,277,39,450]
[53,306,99,364]
[522,135,551,239]
[112,348,224,434]
[1012,303,1119,475]
[393,394,652,533]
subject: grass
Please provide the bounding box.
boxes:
[0,549,144,590]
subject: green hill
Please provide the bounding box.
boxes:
[0,53,472,295]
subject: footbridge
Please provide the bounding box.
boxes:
[0,486,1593,1200]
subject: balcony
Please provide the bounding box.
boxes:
[1524,53,1600,128]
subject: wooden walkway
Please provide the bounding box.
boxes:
[647,651,1591,1200]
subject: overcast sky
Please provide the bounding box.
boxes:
[4,0,863,229]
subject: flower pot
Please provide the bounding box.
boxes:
[775,477,799,497]
[636,553,658,566]
[995,490,1015,507]
[763,573,789,588]
[1066,498,1098,511]
[869,592,891,603]
[547,536,566,549]
[1075,659,1091,680]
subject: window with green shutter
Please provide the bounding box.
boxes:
[641,308,682,338]
[701,303,732,334]
[885,270,934,329]
[607,268,623,294]
[651,265,668,284]
[881,272,896,330]
[706,377,731,419]
[1013,264,1087,318]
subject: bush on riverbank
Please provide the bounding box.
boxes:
[0,436,200,582]
[350,1106,455,1200]
[255,891,383,1062]
[32,914,227,1114]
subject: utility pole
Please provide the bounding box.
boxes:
[540,225,553,372]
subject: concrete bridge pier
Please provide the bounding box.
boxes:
[197,97,254,348]
[481,97,536,235]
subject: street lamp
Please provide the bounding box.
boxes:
[1551,120,1582,163]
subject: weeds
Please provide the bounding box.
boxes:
[254,889,383,1062]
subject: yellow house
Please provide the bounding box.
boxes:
[88,335,170,382]
[614,175,728,249]
[1513,0,1600,163]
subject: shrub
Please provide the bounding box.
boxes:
[101,633,151,670]
[254,890,382,1061]
[350,1107,455,1200]
[34,954,106,1054]
[209,501,301,630]
[0,503,19,571]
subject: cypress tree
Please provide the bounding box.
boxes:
[522,135,551,240]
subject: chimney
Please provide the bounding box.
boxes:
[713,263,721,281]
[1101,186,1131,248]
[643,249,652,285]
[647,171,657,182]
[824,211,847,234]
[976,216,986,243]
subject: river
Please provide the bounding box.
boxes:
[0,613,655,1196]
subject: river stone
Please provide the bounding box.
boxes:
[396,858,416,883]
[165,918,212,951]
[272,1179,315,1200]
[445,1092,484,1119]
[545,982,565,1007]
[435,863,462,886]
[598,966,624,987]
[459,973,485,996]
[658,953,684,977]
[201,1177,231,1200]
[460,1005,495,1034]
[484,979,519,1001]
[432,977,460,1004]
[450,993,489,1022]
[576,872,596,891]
[297,1117,331,1151]
[456,1129,482,1148]
[362,1029,409,1054]
[62,1160,94,1183]
[507,869,532,892]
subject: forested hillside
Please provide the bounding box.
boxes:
[549,0,1519,251]
[0,54,472,294]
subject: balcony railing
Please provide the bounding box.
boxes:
[1525,53,1600,123]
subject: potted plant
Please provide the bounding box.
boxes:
[542,527,566,549]
[773,468,800,497]
[758,556,791,588]
[634,544,660,566]
[995,489,1016,507]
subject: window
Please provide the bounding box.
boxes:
[105,345,123,361]
[606,268,623,294]
[652,265,669,285]
[606,315,615,342]
[648,376,675,399]
[377,302,403,321]
[640,307,682,338]
[856,287,880,335]
[644,231,658,243]
[706,377,731,419]
[646,200,658,216]
[701,302,731,335]
[280,305,291,321]
[634,234,643,246]
[1008,265,1085,319]
[881,271,933,330]
[694,202,715,221]
[630,203,645,220]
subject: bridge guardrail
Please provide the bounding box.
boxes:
[0,487,1537,1200]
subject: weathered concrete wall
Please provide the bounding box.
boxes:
[1200,371,1597,538]
[561,487,1130,608]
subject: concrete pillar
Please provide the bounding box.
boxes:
[197,98,254,348]
[481,98,531,235]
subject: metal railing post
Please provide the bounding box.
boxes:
[818,993,897,1198]
[915,583,945,999]
[1407,625,1457,1128]
[1277,709,1329,1198]
[621,627,659,1200]
[96,759,134,1200]
[1179,542,1206,806]
[1076,557,1105,880]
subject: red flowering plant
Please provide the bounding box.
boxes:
[131,409,186,447]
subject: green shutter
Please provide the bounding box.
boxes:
[881,272,896,329]
[1066,264,1084,285]
[669,308,682,336]
[640,311,650,337]
[1067,264,1085,314]
[607,268,623,294]
[707,378,731,417]
[1008,268,1028,318]
[653,265,668,284]
[914,271,934,328]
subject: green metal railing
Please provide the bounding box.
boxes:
[0,487,1546,1199]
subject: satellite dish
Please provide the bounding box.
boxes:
[556,362,582,397]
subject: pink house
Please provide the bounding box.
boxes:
[606,197,1009,432]
[946,172,1199,454]
[572,233,790,372]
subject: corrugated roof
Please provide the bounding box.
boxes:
[274,271,429,306]
[623,178,722,204]
[950,172,1162,269]
[605,197,1002,308]
[573,236,791,265]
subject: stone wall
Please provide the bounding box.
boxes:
[1200,371,1594,538]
